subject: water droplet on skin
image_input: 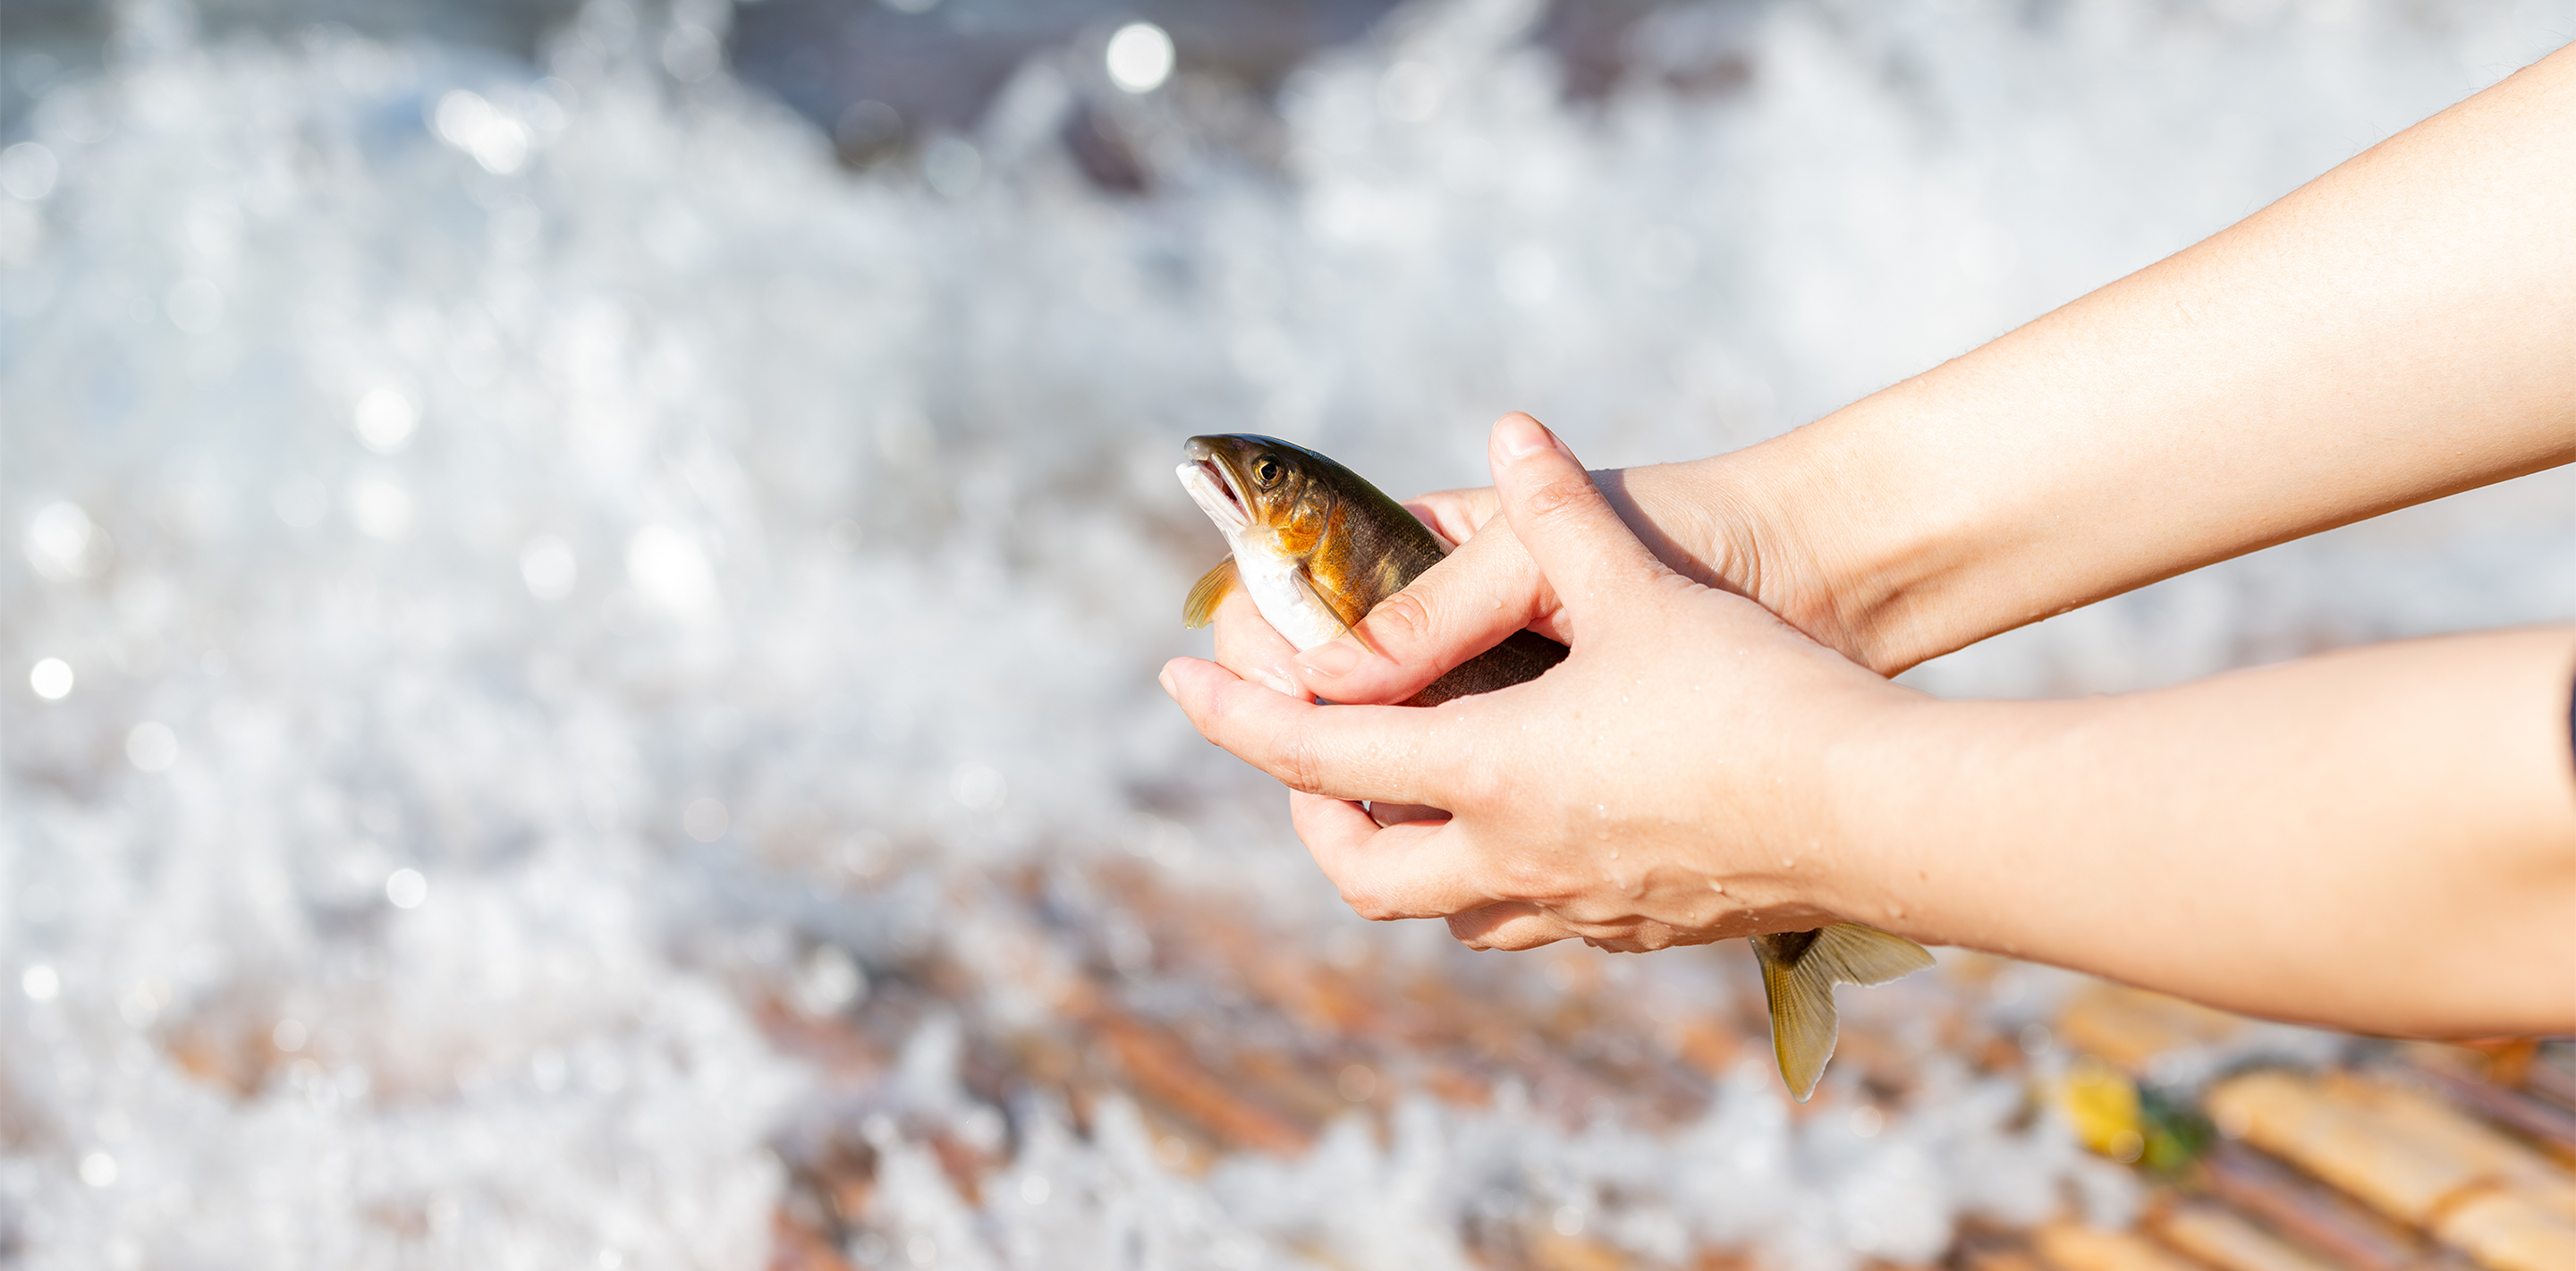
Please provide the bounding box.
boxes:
[1708,880,1724,894]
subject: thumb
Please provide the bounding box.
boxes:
[1487,413,1668,623]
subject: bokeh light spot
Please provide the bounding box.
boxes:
[949,763,1005,811]
[385,869,428,910]
[790,945,866,1017]
[272,478,328,530]
[627,525,716,611]
[682,797,729,843]
[26,501,106,580]
[347,478,414,540]
[354,387,419,453]
[29,657,72,700]
[433,89,530,174]
[0,141,59,201]
[125,722,178,774]
[165,277,224,333]
[1105,23,1174,94]
[921,136,982,199]
[1379,60,1443,122]
[660,25,721,83]
[520,536,578,599]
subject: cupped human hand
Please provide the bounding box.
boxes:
[1162,413,1918,953]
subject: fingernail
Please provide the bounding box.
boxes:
[1495,413,1561,459]
[1250,665,1299,696]
[1157,666,1177,697]
[1296,640,1361,679]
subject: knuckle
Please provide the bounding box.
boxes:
[1339,885,1397,921]
[1368,590,1435,646]
[1522,473,1598,521]
[1495,852,1565,902]
[1271,728,1326,793]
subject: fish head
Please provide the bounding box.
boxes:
[1177,434,1335,560]
[1175,434,1450,645]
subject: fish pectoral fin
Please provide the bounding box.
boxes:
[1291,566,1392,660]
[1183,556,1239,629]
[1752,924,1935,1102]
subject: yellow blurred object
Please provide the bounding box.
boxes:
[2054,1055,2148,1164]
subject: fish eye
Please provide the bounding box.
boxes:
[1255,458,1282,485]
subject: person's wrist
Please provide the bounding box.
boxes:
[1810,688,1971,938]
[1657,441,1906,674]
[1739,386,2009,676]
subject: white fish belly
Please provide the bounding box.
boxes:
[1228,539,1349,652]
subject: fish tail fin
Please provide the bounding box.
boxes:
[1183,557,1238,629]
[1752,924,1936,1101]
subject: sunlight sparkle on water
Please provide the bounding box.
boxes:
[0,142,59,201]
[354,386,420,453]
[1105,23,1175,94]
[520,536,577,599]
[433,89,530,174]
[626,524,716,611]
[164,277,223,333]
[385,869,428,910]
[346,478,414,540]
[26,502,104,580]
[124,723,177,774]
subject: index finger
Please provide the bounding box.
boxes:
[1288,521,1561,706]
[1400,486,1499,549]
[1209,585,1306,699]
[1160,657,1467,807]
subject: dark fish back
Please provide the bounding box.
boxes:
[1409,630,1568,706]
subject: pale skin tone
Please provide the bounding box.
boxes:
[1160,44,2576,1038]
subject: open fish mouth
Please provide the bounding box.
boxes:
[1176,449,1251,530]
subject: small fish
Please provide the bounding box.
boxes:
[1178,433,1933,1100]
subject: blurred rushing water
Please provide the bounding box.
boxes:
[0,0,2571,1267]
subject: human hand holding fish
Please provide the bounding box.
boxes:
[1170,414,1908,960]
[1168,415,1938,1097]
[1164,414,2576,1046]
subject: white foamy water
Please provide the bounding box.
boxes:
[2,0,2569,1267]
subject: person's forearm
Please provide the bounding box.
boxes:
[1825,628,2576,1037]
[1729,44,2576,674]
